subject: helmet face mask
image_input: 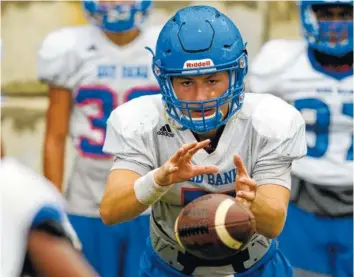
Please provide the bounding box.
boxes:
[299,0,353,56]
[83,0,152,33]
[147,6,248,134]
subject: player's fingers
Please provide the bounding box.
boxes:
[234,155,249,177]
[238,177,257,190]
[193,165,218,176]
[236,191,256,202]
[182,139,211,162]
[185,146,201,160]
[170,147,186,163]
[235,196,250,208]
[171,142,200,163]
[181,142,199,153]
[187,139,211,156]
[196,139,211,150]
[236,176,250,192]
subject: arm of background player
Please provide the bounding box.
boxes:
[43,87,72,192]
[100,169,149,225]
[27,230,98,277]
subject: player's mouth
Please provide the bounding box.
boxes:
[192,108,215,118]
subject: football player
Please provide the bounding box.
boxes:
[37,1,161,276]
[101,5,307,277]
[1,156,98,277]
[248,1,353,277]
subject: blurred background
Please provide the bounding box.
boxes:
[1,0,300,181]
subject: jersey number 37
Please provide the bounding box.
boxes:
[295,98,353,161]
[75,85,160,158]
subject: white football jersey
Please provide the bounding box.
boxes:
[248,39,353,186]
[37,25,161,216]
[103,93,306,276]
[0,158,74,277]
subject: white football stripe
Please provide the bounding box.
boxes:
[215,198,243,250]
[174,215,185,250]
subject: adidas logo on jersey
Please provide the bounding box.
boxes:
[157,124,174,137]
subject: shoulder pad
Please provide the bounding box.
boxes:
[37,26,90,88]
[110,95,162,136]
[249,94,304,140]
[250,39,306,77]
[38,26,83,60]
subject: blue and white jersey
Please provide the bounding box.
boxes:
[37,25,161,216]
[1,158,77,277]
[103,93,306,276]
[248,39,353,187]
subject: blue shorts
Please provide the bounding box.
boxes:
[139,237,293,277]
[69,214,150,277]
[278,203,353,277]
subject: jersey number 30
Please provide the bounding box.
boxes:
[76,85,160,158]
[295,98,353,161]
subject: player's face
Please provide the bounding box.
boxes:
[312,4,353,44]
[172,72,229,119]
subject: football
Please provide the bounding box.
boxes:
[174,193,256,260]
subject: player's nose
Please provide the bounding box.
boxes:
[194,85,209,102]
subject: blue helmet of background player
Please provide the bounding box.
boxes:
[146,6,248,134]
[299,0,353,56]
[83,0,153,33]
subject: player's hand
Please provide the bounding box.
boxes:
[154,139,219,187]
[234,155,257,208]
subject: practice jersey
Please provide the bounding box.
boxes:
[103,93,306,276]
[1,158,76,277]
[248,39,353,187]
[37,24,161,216]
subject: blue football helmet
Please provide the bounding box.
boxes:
[146,6,248,134]
[83,0,152,33]
[299,0,353,56]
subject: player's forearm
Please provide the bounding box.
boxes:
[28,230,98,277]
[250,191,287,239]
[43,137,66,192]
[100,170,149,225]
[100,187,148,225]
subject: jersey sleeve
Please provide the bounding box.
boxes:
[248,39,304,97]
[103,106,156,176]
[251,97,307,189]
[37,28,78,90]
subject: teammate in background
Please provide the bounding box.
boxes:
[1,69,95,276]
[101,6,307,277]
[249,1,353,276]
[1,118,86,276]
[37,1,161,276]
[1,157,98,277]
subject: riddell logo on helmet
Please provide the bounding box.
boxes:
[183,59,215,69]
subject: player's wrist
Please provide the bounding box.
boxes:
[153,167,172,187]
[134,169,173,206]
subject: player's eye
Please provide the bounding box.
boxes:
[181,81,193,87]
[208,79,218,85]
